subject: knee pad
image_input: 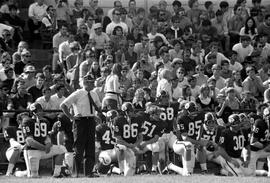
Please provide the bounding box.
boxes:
[99,151,112,166]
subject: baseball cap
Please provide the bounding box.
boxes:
[172,58,183,66]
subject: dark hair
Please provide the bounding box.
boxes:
[228,50,238,57]
[114,0,121,7]
[112,26,123,35]
[43,65,52,72]
[111,63,122,78]
[9,4,18,11]
[188,0,197,8]
[171,15,180,23]
[137,7,145,14]
[204,1,213,9]
[216,9,223,16]
[4,67,13,74]
[244,17,256,35]
[240,35,251,42]
[172,39,181,46]
[172,0,182,7]
[158,46,169,56]
[55,84,65,92]
[119,7,127,14]
[219,1,229,9]
[233,4,241,13]
[221,60,229,66]
[265,14,270,20]
[187,76,196,83]
[95,7,104,15]
[202,19,211,27]
[42,87,51,94]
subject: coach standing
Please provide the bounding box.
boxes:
[60,74,101,178]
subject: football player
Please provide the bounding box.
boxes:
[217,114,253,176]
[96,110,119,174]
[22,103,67,178]
[50,113,74,174]
[113,102,143,176]
[177,102,208,173]
[4,112,30,176]
[248,107,270,176]
[137,105,166,173]
[197,113,225,171]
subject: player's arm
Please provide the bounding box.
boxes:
[181,132,205,146]
[57,131,65,145]
[25,136,46,151]
[133,133,143,147]
[140,134,159,147]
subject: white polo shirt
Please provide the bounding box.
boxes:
[61,89,101,117]
[28,2,47,21]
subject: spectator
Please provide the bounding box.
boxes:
[205,42,229,65]
[35,87,54,110]
[42,65,54,87]
[190,42,203,65]
[208,77,220,100]
[0,29,14,52]
[208,64,226,90]
[171,77,181,101]
[169,39,183,60]
[55,0,72,28]
[52,24,69,73]
[88,61,101,80]
[41,5,57,32]
[88,0,99,15]
[95,7,111,32]
[224,87,240,110]
[79,50,96,83]
[133,68,149,88]
[220,60,232,79]
[14,49,31,75]
[219,1,233,24]
[172,0,182,16]
[132,7,149,34]
[2,5,25,43]
[240,90,259,110]
[50,84,66,110]
[232,35,254,63]
[228,50,243,72]
[158,0,172,21]
[204,1,215,19]
[186,0,203,33]
[21,65,36,89]
[110,26,127,53]
[123,40,137,68]
[196,84,216,111]
[90,23,110,56]
[132,88,146,109]
[182,48,196,75]
[71,0,83,28]
[194,65,208,86]
[178,85,195,103]
[156,69,172,101]
[127,26,142,44]
[128,0,137,19]
[134,34,150,58]
[1,67,14,93]
[243,66,264,98]
[228,4,245,48]
[106,9,128,36]
[58,31,76,72]
[103,63,122,110]
[147,23,168,45]
[188,76,200,98]
[76,8,90,28]
[107,0,122,20]
[27,73,45,101]
[239,16,258,40]
[28,0,48,41]
[12,41,28,64]
[232,70,243,95]
[120,7,133,31]
[257,14,270,42]
[211,10,229,52]
[75,24,89,49]
[0,0,17,14]
[199,19,218,48]
[236,0,250,21]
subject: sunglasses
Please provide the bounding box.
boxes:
[81,27,87,29]
[23,55,31,57]
[4,34,11,36]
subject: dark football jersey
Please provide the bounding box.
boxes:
[177,112,205,140]
[158,102,180,133]
[219,129,249,158]
[22,118,50,149]
[114,114,143,144]
[4,126,25,144]
[141,115,166,141]
[96,123,116,150]
[250,119,270,151]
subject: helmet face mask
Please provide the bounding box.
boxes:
[205,119,216,132]
[121,102,134,116]
[228,114,241,131]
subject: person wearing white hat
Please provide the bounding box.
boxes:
[90,23,110,57]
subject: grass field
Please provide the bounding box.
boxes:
[1,174,270,183]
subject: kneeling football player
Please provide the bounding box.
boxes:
[22,103,67,178]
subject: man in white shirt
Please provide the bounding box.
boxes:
[232,35,254,63]
[58,32,75,69]
[106,9,128,36]
[28,0,47,40]
[90,23,110,54]
[228,50,243,72]
[208,64,226,90]
[60,74,101,177]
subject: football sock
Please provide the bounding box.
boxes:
[167,162,184,175]
[6,164,14,175]
[200,163,207,171]
[54,165,62,176]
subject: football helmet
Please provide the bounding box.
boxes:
[157,90,170,105]
[228,114,241,131]
[121,102,134,113]
[184,101,197,113]
[106,110,118,121]
[29,103,43,114]
[204,112,216,132]
[239,113,251,130]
